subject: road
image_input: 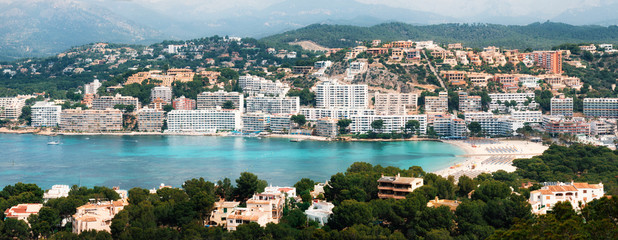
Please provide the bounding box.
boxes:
[422,50,446,88]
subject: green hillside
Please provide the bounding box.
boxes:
[261,22,618,49]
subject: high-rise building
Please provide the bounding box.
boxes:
[424,92,448,113]
[92,94,140,110]
[173,96,196,110]
[316,118,338,138]
[269,114,292,134]
[349,114,427,134]
[551,95,573,117]
[238,75,289,96]
[300,108,375,121]
[150,86,172,104]
[374,92,418,115]
[583,98,618,118]
[242,112,270,132]
[532,51,562,74]
[316,80,368,109]
[60,108,123,132]
[458,92,482,112]
[137,108,165,132]
[84,79,102,95]
[167,109,242,132]
[197,90,244,112]
[31,101,61,127]
[246,95,300,114]
[0,97,27,119]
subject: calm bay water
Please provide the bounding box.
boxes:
[0,134,464,189]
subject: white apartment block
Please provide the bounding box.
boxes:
[150,86,173,104]
[529,182,604,215]
[434,117,467,138]
[300,108,375,121]
[374,92,418,115]
[246,95,300,114]
[551,96,574,117]
[43,185,71,201]
[84,79,102,95]
[472,117,516,136]
[489,92,535,104]
[584,98,618,118]
[238,75,289,97]
[510,110,543,123]
[92,94,140,110]
[270,115,292,133]
[458,92,482,112]
[0,97,26,119]
[197,90,244,112]
[425,92,448,113]
[349,114,427,134]
[316,80,368,109]
[242,112,270,132]
[167,109,242,132]
[464,112,495,122]
[590,119,615,136]
[31,101,61,127]
[60,108,123,132]
[316,118,338,138]
[137,108,165,132]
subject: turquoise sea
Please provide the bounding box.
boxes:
[0,134,464,189]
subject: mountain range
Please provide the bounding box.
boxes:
[1,0,618,61]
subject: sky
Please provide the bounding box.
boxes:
[83,0,615,19]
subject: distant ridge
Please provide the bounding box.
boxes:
[261,22,618,50]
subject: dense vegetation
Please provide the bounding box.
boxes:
[262,22,618,50]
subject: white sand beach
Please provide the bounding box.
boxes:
[436,139,549,180]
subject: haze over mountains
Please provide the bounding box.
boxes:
[1,0,617,61]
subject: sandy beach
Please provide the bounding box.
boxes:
[436,139,549,180]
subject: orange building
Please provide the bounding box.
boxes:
[532,51,562,74]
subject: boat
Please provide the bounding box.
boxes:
[47,141,60,145]
[290,139,303,142]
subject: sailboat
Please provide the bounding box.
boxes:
[47,136,61,145]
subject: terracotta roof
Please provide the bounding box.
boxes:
[547,185,577,192]
[573,183,603,189]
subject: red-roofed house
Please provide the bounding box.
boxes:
[4,203,43,224]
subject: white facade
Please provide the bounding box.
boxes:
[242,112,270,132]
[238,75,289,97]
[349,114,427,134]
[0,97,26,119]
[425,92,448,113]
[316,80,368,109]
[246,95,300,114]
[519,75,540,88]
[197,90,244,112]
[510,110,542,123]
[300,108,375,121]
[489,92,535,104]
[374,92,418,115]
[529,182,604,215]
[167,109,242,132]
[43,185,71,201]
[551,96,574,117]
[92,94,140,110]
[269,115,292,133]
[584,98,618,118]
[150,86,173,104]
[305,202,335,226]
[84,79,102,95]
[31,101,61,127]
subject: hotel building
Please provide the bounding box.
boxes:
[316,80,368,109]
[458,92,482,112]
[173,96,196,110]
[269,115,292,133]
[60,108,123,132]
[551,96,574,117]
[374,92,418,115]
[238,75,289,97]
[531,51,562,74]
[583,98,618,118]
[349,114,427,134]
[167,109,242,132]
[0,97,26,119]
[31,101,61,127]
[92,94,140,110]
[300,108,375,121]
[150,86,173,104]
[316,118,338,138]
[137,108,165,132]
[242,112,270,132]
[246,95,300,114]
[424,92,448,113]
[197,90,244,112]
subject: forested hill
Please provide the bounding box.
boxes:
[261,22,618,49]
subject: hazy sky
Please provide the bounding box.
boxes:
[88,0,614,18]
[2,0,616,22]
